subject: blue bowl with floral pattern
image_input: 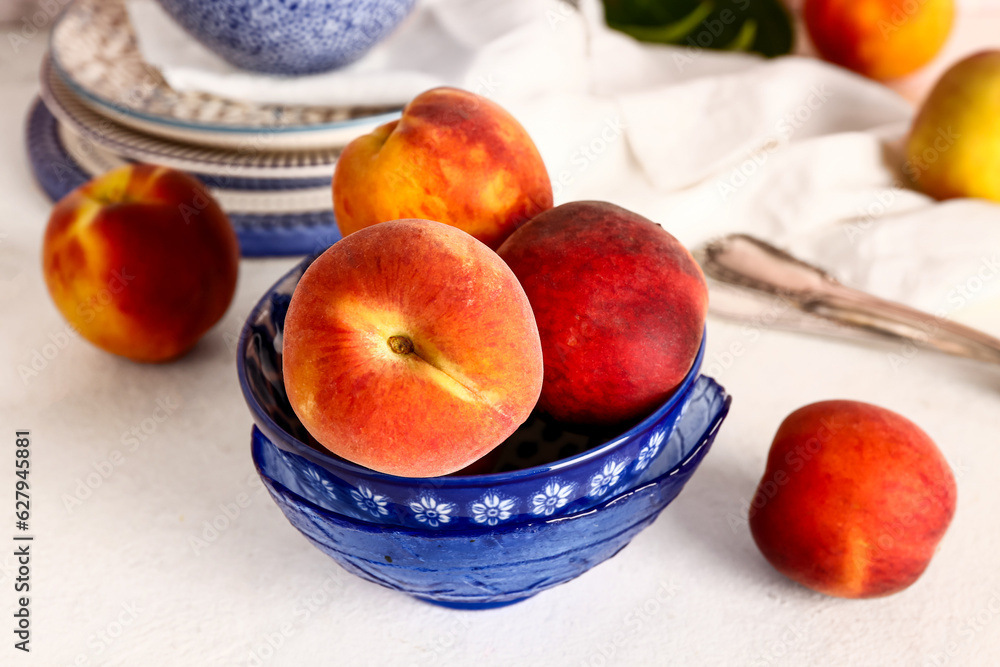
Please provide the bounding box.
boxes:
[253,374,730,609]
[154,0,416,75]
[238,254,708,530]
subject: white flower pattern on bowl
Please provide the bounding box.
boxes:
[531,482,575,516]
[470,493,516,526]
[588,460,629,498]
[351,485,390,518]
[303,467,337,496]
[635,430,667,472]
[409,496,455,528]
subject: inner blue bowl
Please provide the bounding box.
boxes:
[155,0,417,75]
[253,376,731,609]
[238,254,709,528]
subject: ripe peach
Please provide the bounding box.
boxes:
[749,401,957,598]
[42,164,240,362]
[906,51,1000,201]
[332,87,553,250]
[497,201,708,426]
[282,219,544,478]
[804,0,954,81]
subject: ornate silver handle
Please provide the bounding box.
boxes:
[695,234,1000,365]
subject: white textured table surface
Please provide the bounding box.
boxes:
[3,18,1000,667]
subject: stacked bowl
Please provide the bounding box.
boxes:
[28,0,415,256]
[238,255,732,609]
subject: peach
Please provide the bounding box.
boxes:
[42,164,240,362]
[497,201,708,426]
[906,51,1000,202]
[749,401,957,598]
[282,218,543,477]
[804,0,953,81]
[332,87,553,250]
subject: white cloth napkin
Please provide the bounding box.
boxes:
[130,0,1000,321]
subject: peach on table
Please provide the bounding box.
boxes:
[42,164,239,363]
[749,400,956,599]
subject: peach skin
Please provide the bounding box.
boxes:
[804,0,954,81]
[906,50,1000,202]
[332,87,553,250]
[749,400,957,598]
[497,201,708,426]
[282,218,544,477]
[42,164,240,363]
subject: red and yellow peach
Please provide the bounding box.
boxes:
[804,0,953,81]
[282,218,544,477]
[332,87,553,250]
[497,201,708,426]
[906,51,1000,202]
[749,400,957,598]
[42,164,239,362]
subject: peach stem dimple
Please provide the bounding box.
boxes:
[384,332,511,419]
[387,335,414,355]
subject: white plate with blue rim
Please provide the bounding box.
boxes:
[39,54,347,180]
[49,0,402,151]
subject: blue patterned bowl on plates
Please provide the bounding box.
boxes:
[238,254,713,528]
[253,375,730,609]
[154,0,417,75]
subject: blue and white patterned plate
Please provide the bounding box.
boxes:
[49,0,402,150]
[39,55,343,179]
[26,99,342,257]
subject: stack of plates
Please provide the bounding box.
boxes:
[27,0,403,256]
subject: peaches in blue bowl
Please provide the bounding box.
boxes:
[238,251,731,608]
[237,255,712,529]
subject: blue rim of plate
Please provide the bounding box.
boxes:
[47,2,403,137]
[236,249,710,486]
[25,98,342,257]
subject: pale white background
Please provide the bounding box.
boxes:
[2,4,1000,667]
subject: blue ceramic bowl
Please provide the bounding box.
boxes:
[238,255,709,529]
[253,375,730,609]
[154,0,417,75]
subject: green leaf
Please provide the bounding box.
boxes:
[724,18,757,52]
[604,0,705,25]
[602,0,795,58]
[607,1,714,44]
